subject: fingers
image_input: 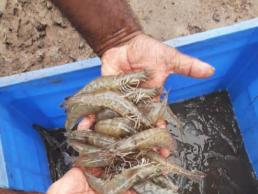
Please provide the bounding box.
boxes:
[77,115,96,130]
[159,148,171,158]
[47,168,91,194]
[124,190,137,194]
[85,167,103,177]
[156,119,166,128]
[166,47,215,78]
[155,119,171,158]
[101,46,132,76]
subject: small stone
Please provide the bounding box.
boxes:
[18,0,29,6]
[0,0,7,13]
[53,17,67,28]
[69,55,77,62]
[212,12,220,22]
[3,33,12,46]
[187,25,204,34]
[79,42,85,49]
[36,22,47,32]
[234,17,239,22]
[37,41,44,48]
[36,52,45,63]
[38,31,46,38]
[46,1,53,9]
[23,39,33,47]
[13,7,19,16]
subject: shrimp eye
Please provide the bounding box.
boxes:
[156,168,162,173]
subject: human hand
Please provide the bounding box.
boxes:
[101,32,214,156]
[47,167,136,194]
[46,167,95,194]
[47,33,214,194]
[46,118,136,194]
[101,33,214,87]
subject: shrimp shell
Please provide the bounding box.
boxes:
[65,91,152,130]
[84,163,162,194]
[67,139,101,154]
[123,87,160,104]
[67,130,117,148]
[133,181,178,194]
[138,101,167,125]
[75,152,113,168]
[96,109,120,121]
[65,104,101,130]
[109,128,176,153]
[151,175,179,191]
[144,151,206,183]
[138,100,182,129]
[163,106,182,129]
[95,117,137,138]
[75,70,149,96]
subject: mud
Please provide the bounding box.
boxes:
[1,0,258,76]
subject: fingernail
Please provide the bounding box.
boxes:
[209,66,215,75]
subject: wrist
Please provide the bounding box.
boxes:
[97,30,143,56]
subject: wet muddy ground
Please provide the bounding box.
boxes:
[36,91,258,193]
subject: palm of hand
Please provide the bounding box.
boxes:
[101,33,214,87]
[47,168,96,194]
[47,167,135,194]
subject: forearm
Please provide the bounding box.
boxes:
[51,0,142,56]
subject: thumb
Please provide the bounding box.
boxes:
[47,168,89,194]
[165,47,215,78]
[77,115,96,130]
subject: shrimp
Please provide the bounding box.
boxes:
[108,128,176,153]
[144,151,206,183]
[151,175,179,191]
[163,105,182,129]
[123,88,160,104]
[133,181,178,194]
[84,163,163,194]
[74,70,149,96]
[138,101,166,125]
[67,139,101,154]
[65,91,152,130]
[85,155,204,194]
[66,129,117,148]
[138,100,182,129]
[96,109,120,121]
[65,104,101,130]
[95,117,137,138]
[75,152,113,168]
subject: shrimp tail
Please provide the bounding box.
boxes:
[84,172,105,194]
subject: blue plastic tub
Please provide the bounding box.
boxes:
[0,18,258,192]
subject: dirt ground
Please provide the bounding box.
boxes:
[0,0,257,77]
